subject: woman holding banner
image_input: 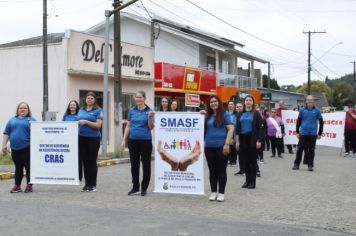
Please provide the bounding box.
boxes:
[204,95,234,202]
[122,91,154,196]
[2,102,36,193]
[266,108,285,158]
[236,95,264,189]
[77,92,102,192]
[62,100,82,181]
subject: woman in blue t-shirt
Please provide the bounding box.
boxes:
[62,100,82,181]
[77,92,102,192]
[122,91,154,197]
[62,100,79,121]
[236,95,264,189]
[2,102,36,193]
[204,95,234,202]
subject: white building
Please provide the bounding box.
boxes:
[0,30,155,153]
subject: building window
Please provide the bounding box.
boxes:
[207,56,216,71]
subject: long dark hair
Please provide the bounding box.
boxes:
[243,95,256,113]
[64,100,79,116]
[205,95,225,127]
[159,97,171,111]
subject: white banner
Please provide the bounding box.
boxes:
[282,110,346,148]
[30,122,79,185]
[154,112,204,195]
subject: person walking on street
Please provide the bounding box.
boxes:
[77,92,103,192]
[204,95,234,202]
[266,108,285,158]
[234,101,245,176]
[344,102,356,157]
[292,95,323,171]
[236,95,264,189]
[122,91,154,197]
[2,102,36,193]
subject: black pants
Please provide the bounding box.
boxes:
[344,129,356,153]
[281,138,293,153]
[269,136,283,156]
[12,146,30,186]
[239,134,258,185]
[257,137,265,161]
[294,135,317,167]
[228,144,237,164]
[79,136,101,187]
[128,139,152,191]
[265,136,270,151]
[204,147,229,194]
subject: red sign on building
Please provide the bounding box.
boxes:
[155,62,216,94]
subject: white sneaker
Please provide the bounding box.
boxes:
[344,152,350,157]
[209,192,217,201]
[216,193,225,202]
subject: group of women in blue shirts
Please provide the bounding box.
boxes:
[3,91,263,201]
[2,92,103,193]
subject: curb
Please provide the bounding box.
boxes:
[0,172,15,180]
[0,158,131,181]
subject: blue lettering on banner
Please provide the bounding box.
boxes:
[160,118,199,128]
[44,154,64,163]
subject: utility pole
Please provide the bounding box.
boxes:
[267,61,271,110]
[113,0,122,158]
[303,30,326,95]
[351,61,356,103]
[101,0,138,158]
[42,0,48,121]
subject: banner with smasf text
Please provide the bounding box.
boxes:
[154,112,204,195]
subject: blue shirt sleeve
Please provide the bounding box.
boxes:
[3,118,12,135]
[127,108,132,121]
[224,112,233,125]
[316,109,322,119]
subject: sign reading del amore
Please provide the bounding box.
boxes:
[67,31,154,79]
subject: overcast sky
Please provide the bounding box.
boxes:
[1,0,355,86]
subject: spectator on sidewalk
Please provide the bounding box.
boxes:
[292,95,323,171]
[122,91,154,197]
[2,102,36,193]
[344,102,356,157]
[204,95,234,202]
[236,95,264,189]
[266,108,285,158]
[77,92,103,192]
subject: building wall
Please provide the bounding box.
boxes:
[0,44,65,128]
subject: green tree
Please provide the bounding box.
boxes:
[262,74,280,90]
[331,81,353,109]
[297,80,332,102]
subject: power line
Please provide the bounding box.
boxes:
[184,0,306,55]
[139,0,152,19]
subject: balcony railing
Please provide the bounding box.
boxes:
[217,73,258,89]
